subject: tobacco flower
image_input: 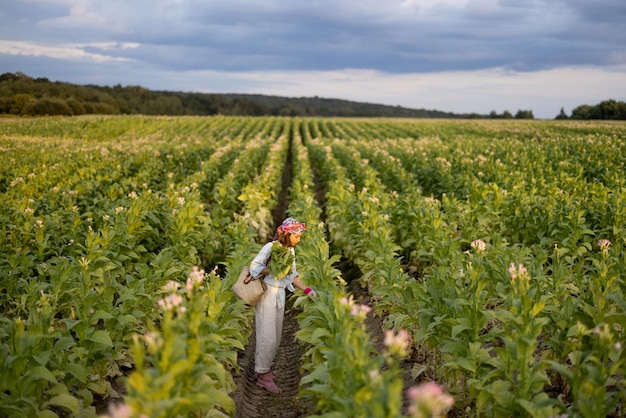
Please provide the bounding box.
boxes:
[384,328,410,358]
[470,239,486,253]
[407,382,454,418]
[598,239,611,253]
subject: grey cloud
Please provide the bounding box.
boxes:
[1,0,625,74]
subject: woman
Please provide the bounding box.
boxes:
[249,217,317,393]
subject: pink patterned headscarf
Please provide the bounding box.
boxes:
[274,217,306,239]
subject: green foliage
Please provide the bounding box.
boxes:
[308,117,626,416]
[571,99,626,120]
[269,241,295,279]
[124,267,250,417]
[2,116,626,417]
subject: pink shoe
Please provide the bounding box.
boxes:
[256,371,283,393]
[253,371,270,380]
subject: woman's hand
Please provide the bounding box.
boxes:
[304,287,317,297]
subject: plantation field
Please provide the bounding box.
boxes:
[1,115,626,418]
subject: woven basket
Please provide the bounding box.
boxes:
[232,266,267,306]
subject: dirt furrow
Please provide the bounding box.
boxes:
[230,298,314,417]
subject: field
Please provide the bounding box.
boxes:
[1,115,625,418]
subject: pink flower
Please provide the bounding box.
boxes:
[340,296,350,305]
[407,382,454,418]
[351,303,372,318]
[384,329,411,358]
[508,262,528,282]
[157,293,184,312]
[186,266,206,291]
[106,403,133,418]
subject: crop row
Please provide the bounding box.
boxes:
[0,116,290,416]
[2,116,626,417]
[305,119,626,417]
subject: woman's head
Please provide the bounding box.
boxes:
[275,217,306,247]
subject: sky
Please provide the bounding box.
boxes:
[1,0,626,119]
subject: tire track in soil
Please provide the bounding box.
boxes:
[229,299,315,418]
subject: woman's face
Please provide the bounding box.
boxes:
[288,232,302,247]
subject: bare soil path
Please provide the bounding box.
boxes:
[229,299,315,418]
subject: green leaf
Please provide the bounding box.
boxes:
[87,379,111,395]
[311,327,331,343]
[116,292,138,303]
[451,323,471,338]
[26,366,57,384]
[517,396,558,418]
[60,318,82,331]
[116,314,137,326]
[530,301,546,318]
[66,363,88,383]
[54,336,75,351]
[33,351,51,366]
[90,309,114,321]
[87,330,113,347]
[456,357,477,373]
[35,411,59,418]
[43,394,80,415]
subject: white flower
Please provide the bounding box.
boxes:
[157,293,184,311]
[598,239,612,252]
[10,177,24,187]
[470,239,486,253]
[162,280,180,292]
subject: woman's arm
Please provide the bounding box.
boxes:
[292,276,306,291]
[292,276,316,296]
[250,243,272,278]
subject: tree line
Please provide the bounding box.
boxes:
[0,72,460,119]
[1,72,624,120]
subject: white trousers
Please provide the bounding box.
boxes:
[254,285,285,374]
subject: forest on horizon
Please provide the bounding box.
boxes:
[1,71,625,120]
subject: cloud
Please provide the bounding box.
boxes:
[0,40,137,63]
[1,0,625,118]
[3,0,624,72]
